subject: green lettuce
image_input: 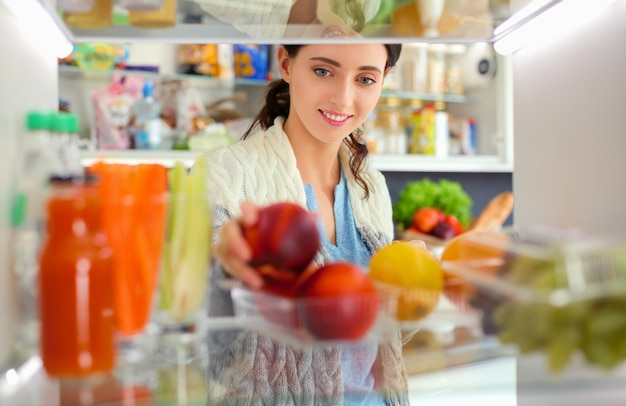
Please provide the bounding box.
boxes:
[392,178,473,229]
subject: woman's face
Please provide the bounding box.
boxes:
[278,44,389,145]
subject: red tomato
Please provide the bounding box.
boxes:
[298,262,379,340]
[443,214,465,236]
[412,207,444,233]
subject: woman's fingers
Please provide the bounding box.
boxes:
[394,239,435,258]
[214,201,265,289]
[406,239,428,252]
[239,200,259,227]
[220,219,252,262]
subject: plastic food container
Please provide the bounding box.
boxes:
[63,0,113,29]
[441,226,626,383]
[57,0,95,13]
[230,286,399,348]
[128,0,176,28]
[376,281,481,332]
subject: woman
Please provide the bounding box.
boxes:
[205,43,409,405]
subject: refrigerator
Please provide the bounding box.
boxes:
[0,0,625,402]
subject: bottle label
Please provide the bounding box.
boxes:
[135,119,162,149]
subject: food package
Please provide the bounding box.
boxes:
[92,75,143,149]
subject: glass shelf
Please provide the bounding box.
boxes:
[79,149,512,173]
[381,89,476,104]
[59,65,476,104]
[58,64,268,87]
[57,0,556,45]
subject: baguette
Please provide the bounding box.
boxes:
[470,191,514,232]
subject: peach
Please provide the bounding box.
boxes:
[242,202,320,281]
[298,262,379,340]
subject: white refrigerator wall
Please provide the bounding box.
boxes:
[0,2,59,367]
[513,1,626,235]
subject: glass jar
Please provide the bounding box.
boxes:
[39,177,115,378]
[427,44,447,95]
[376,97,407,155]
[445,45,466,95]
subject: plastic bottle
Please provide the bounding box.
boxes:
[39,176,115,378]
[17,111,58,215]
[434,101,449,159]
[406,99,423,154]
[53,112,84,178]
[11,111,58,358]
[134,80,163,150]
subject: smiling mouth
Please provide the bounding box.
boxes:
[320,110,351,123]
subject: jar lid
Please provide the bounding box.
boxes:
[49,173,99,185]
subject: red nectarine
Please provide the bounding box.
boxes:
[242,202,320,281]
[297,262,379,340]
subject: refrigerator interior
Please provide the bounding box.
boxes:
[513,0,626,236]
[1,0,626,402]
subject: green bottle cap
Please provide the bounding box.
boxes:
[26,111,52,131]
[66,113,80,134]
[54,112,75,133]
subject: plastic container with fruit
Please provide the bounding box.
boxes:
[229,281,399,348]
[226,202,401,348]
[370,241,482,333]
[440,226,626,386]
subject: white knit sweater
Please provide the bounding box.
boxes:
[204,118,408,405]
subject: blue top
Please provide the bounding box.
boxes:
[304,170,385,406]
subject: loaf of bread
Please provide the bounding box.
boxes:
[470,191,514,232]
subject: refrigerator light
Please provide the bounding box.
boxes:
[3,0,74,58]
[493,0,561,37]
[494,0,620,55]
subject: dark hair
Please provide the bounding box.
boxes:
[242,44,402,199]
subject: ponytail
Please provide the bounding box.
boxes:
[241,79,290,139]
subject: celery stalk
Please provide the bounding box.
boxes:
[159,162,187,311]
[165,156,211,321]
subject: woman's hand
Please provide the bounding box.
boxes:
[214,201,264,289]
[395,238,435,258]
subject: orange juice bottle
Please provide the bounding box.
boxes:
[39,177,115,377]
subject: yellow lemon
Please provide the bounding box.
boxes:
[370,241,443,321]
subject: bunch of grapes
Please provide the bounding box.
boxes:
[488,250,626,372]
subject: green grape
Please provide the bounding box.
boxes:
[505,255,547,286]
[614,329,626,360]
[511,304,549,353]
[531,269,558,290]
[497,328,515,344]
[581,337,622,370]
[492,302,515,327]
[546,328,579,372]
[525,302,553,339]
[583,306,626,338]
